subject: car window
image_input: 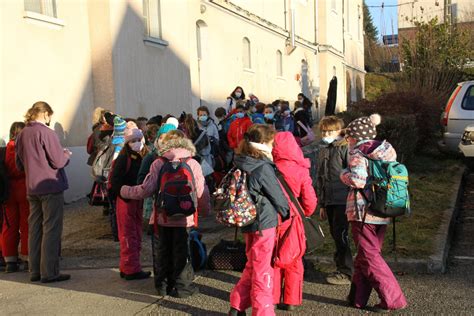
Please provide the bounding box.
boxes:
[462,85,474,110]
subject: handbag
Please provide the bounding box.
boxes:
[276,172,325,255]
[207,228,247,271]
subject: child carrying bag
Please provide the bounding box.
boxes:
[276,172,325,256]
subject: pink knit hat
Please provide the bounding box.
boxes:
[124,127,143,143]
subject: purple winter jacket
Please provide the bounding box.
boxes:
[15,121,70,195]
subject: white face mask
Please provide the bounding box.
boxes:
[235,92,242,98]
[130,142,143,152]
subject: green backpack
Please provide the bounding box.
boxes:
[364,159,411,218]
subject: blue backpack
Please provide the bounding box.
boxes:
[189,230,207,271]
[364,159,411,218]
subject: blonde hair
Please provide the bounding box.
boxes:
[319,116,345,132]
[92,107,106,125]
[25,101,54,123]
[236,124,276,159]
[162,129,186,143]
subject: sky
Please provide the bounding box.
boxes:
[364,0,399,39]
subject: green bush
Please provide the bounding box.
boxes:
[338,111,418,163]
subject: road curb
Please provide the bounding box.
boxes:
[426,166,466,273]
[307,166,467,274]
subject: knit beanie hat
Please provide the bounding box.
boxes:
[156,123,176,139]
[166,117,179,129]
[346,114,381,141]
[124,127,143,144]
[112,116,126,145]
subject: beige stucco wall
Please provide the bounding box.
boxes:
[1,0,94,147]
[399,0,473,29]
[188,0,320,115]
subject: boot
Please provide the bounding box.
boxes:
[228,307,246,316]
[5,262,19,273]
[124,270,151,280]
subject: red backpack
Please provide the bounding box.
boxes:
[155,157,198,218]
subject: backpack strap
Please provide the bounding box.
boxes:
[180,157,199,227]
[276,171,306,221]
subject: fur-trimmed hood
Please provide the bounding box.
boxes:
[158,137,196,157]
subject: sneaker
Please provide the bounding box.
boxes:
[41,274,71,283]
[5,262,19,273]
[124,270,151,280]
[169,286,199,299]
[30,273,41,282]
[326,271,351,285]
[276,304,297,311]
[228,307,246,316]
[0,257,6,270]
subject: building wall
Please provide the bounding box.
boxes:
[0,0,96,202]
[399,0,474,29]
[0,0,365,202]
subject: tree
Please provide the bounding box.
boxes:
[400,17,471,98]
[363,2,378,43]
[363,1,384,72]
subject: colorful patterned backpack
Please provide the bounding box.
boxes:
[214,168,257,227]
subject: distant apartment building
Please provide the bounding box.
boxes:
[398,0,474,45]
[0,0,365,201]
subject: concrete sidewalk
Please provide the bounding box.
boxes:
[1,262,473,315]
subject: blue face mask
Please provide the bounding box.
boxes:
[235,112,245,119]
[322,137,336,144]
[199,115,208,122]
[264,113,274,120]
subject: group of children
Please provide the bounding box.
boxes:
[0,89,406,314]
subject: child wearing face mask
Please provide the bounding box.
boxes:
[315,116,353,285]
[274,102,295,133]
[227,104,253,150]
[264,104,276,125]
[226,86,246,112]
[109,127,151,280]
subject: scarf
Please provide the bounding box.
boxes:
[250,142,273,161]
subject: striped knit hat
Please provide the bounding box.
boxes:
[112,116,126,145]
[346,114,381,141]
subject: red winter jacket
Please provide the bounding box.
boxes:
[272,132,318,265]
[227,116,253,149]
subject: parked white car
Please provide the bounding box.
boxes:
[439,81,474,153]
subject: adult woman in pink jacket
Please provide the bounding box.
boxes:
[272,132,317,311]
[120,130,208,298]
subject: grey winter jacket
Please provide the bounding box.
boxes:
[316,138,350,206]
[234,155,290,233]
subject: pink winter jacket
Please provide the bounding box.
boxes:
[120,139,208,227]
[340,140,396,225]
[273,132,318,218]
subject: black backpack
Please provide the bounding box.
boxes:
[0,147,8,204]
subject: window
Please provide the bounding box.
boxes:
[462,86,474,110]
[24,0,57,17]
[243,37,251,69]
[143,0,162,39]
[346,0,350,32]
[276,50,283,76]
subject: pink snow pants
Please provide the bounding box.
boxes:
[230,228,276,316]
[350,221,407,310]
[116,197,143,275]
[273,258,304,306]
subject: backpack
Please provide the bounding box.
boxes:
[363,159,411,218]
[214,168,258,227]
[156,157,198,218]
[92,141,116,183]
[193,129,210,154]
[189,229,207,271]
[0,147,8,204]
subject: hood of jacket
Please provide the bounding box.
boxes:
[234,154,272,174]
[356,140,397,162]
[159,137,196,158]
[272,132,310,169]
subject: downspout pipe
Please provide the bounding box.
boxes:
[286,0,296,54]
